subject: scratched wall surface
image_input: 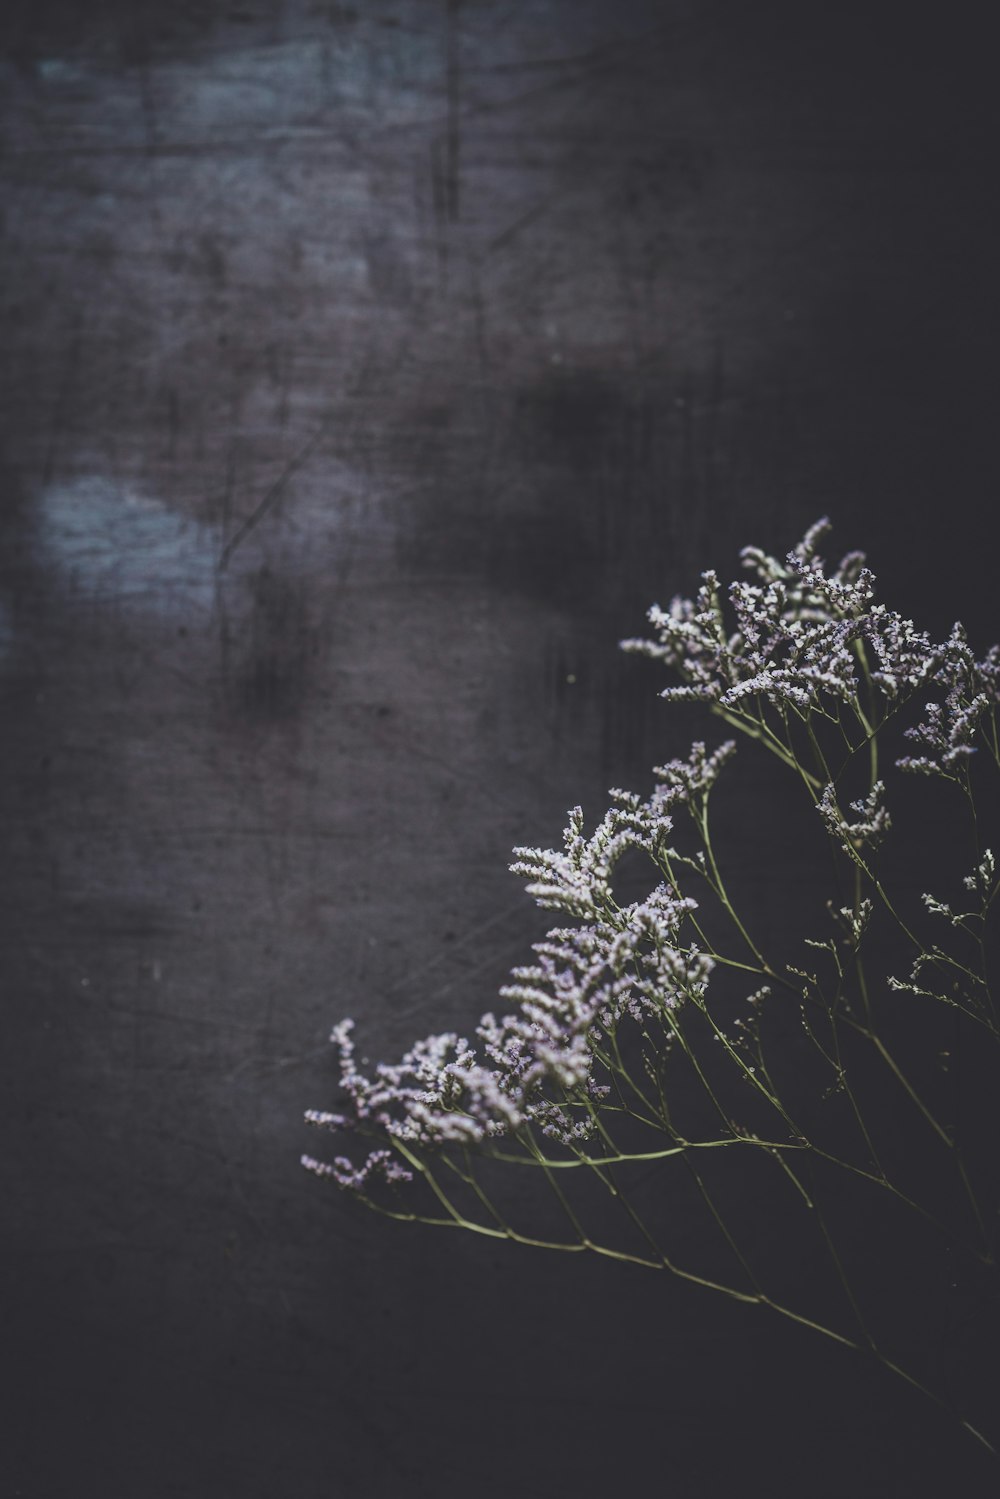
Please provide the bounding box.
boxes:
[2,2,997,1494]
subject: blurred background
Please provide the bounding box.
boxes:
[2,2,997,1493]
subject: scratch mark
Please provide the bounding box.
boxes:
[43,312,84,486]
[486,186,570,256]
[384,896,528,1002]
[216,419,330,573]
[137,59,159,157]
[445,0,461,222]
[398,930,533,1017]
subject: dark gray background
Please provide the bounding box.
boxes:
[2,2,997,1494]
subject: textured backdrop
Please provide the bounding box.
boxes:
[2,3,997,1494]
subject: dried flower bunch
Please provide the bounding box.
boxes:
[304,519,999,1452]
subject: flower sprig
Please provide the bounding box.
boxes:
[303,520,1000,1457]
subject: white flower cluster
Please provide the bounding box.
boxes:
[509,739,735,916]
[905,849,998,932]
[304,745,724,1187]
[304,521,998,1197]
[817,781,892,851]
[620,518,872,709]
[896,626,996,776]
[621,519,999,779]
[963,848,996,898]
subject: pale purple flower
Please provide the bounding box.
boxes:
[304,520,998,1195]
[817,781,891,851]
